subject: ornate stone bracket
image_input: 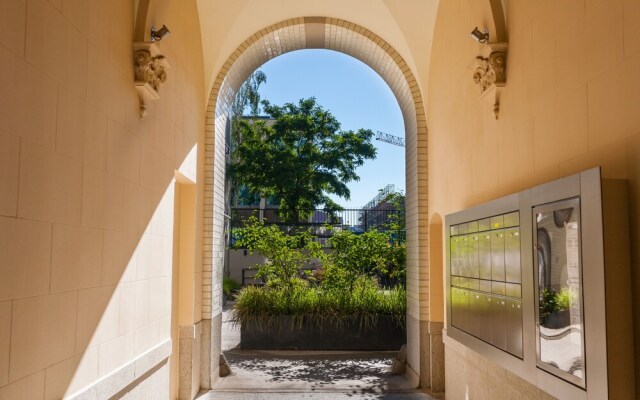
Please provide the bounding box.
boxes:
[133,42,171,118]
[472,42,507,119]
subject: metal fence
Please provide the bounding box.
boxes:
[241,266,319,286]
[230,207,404,247]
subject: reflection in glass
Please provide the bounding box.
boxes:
[534,198,585,387]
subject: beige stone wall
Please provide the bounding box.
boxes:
[428,0,640,398]
[445,339,557,400]
[0,0,204,398]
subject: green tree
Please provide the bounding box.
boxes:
[229,97,377,222]
[224,71,267,278]
[324,230,392,291]
[227,70,268,208]
[381,190,406,243]
[232,70,267,119]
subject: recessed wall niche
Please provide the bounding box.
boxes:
[444,168,635,400]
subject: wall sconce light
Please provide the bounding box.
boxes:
[470,27,489,43]
[151,25,171,42]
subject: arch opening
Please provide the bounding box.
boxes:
[199,17,430,390]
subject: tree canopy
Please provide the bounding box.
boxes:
[232,70,267,118]
[229,97,377,221]
[227,71,268,209]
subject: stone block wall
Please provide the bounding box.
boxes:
[428,0,640,398]
[0,0,205,398]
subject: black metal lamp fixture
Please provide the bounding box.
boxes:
[151,25,171,42]
[470,27,489,43]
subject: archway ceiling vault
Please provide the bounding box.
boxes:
[196,0,441,110]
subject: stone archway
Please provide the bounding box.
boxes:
[200,17,431,389]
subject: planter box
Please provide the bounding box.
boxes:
[541,309,571,329]
[240,315,406,350]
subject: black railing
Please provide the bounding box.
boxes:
[230,207,404,247]
[241,267,319,286]
[241,268,264,286]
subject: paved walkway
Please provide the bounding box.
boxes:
[198,304,441,400]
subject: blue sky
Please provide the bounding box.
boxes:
[255,49,405,209]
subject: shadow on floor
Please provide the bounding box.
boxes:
[223,350,402,391]
[207,303,441,399]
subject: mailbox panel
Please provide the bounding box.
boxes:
[461,289,471,332]
[478,218,491,232]
[491,296,507,350]
[468,233,480,278]
[451,288,461,328]
[505,283,522,299]
[478,232,492,280]
[469,292,483,339]
[459,235,469,277]
[491,229,505,281]
[467,220,479,233]
[491,281,506,296]
[506,299,523,358]
[505,227,521,283]
[504,211,519,227]
[448,211,524,362]
[451,236,460,276]
[479,293,493,343]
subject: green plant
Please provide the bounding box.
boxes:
[233,217,324,294]
[231,218,407,332]
[539,287,574,320]
[555,287,574,310]
[539,288,558,321]
[381,191,406,237]
[326,229,405,291]
[231,283,406,333]
[223,276,241,297]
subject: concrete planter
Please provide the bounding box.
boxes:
[240,315,406,350]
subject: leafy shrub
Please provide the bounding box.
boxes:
[325,229,406,291]
[539,287,575,320]
[231,216,407,332]
[555,287,573,310]
[233,217,325,294]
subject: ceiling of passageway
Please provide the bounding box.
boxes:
[197,0,440,106]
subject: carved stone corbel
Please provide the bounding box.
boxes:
[133,42,171,118]
[472,42,507,119]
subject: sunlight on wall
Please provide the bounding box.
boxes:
[63,179,177,398]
